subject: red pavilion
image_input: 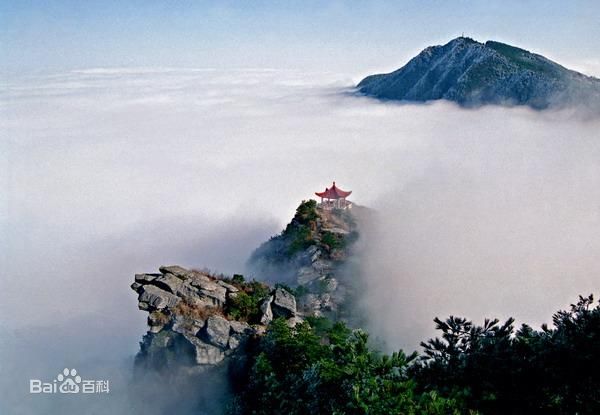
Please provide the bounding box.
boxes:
[315,181,352,209]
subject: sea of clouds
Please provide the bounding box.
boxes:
[1,68,599,413]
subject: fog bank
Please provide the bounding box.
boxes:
[359,126,600,351]
[2,68,599,412]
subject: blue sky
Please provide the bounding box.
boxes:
[2,1,600,77]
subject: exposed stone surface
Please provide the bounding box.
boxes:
[229,320,251,335]
[174,321,202,339]
[187,335,225,365]
[159,265,191,278]
[198,285,227,306]
[260,296,274,325]
[133,201,367,377]
[272,287,296,318]
[135,273,158,283]
[247,203,368,320]
[138,285,181,310]
[202,315,231,348]
[217,280,239,292]
[358,37,600,111]
[154,272,184,294]
[133,265,297,372]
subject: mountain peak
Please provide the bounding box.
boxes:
[357,38,600,110]
[451,36,479,44]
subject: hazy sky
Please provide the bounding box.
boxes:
[2,1,600,78]
[3,68,599,332]
[2,4,600,413]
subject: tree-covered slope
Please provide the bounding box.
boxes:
[131,201,600,414]
[231,295,600,414]
[357,37,600,110]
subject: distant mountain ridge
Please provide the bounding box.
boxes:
[357,37,600,110]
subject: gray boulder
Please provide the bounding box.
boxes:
[229,320,251,335]
[135,273,159,283]
[198,286,227,306]
[185,335,226,365]
[174,283,201,302]
[153,272,184,294]
[260,295,274,325]
[217,280,239,292]
[228,321,252,350]
[202,315,231,348]
[172,314,204,337]
[159,265,192,279]
[187,272,212,286]
[138,285,181,310]
[271,288,296,318]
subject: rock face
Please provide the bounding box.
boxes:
[202,315,231,348]
[247,200,367,319]
[138,284,180,310]
[271,288,296,318]
[133,200,369,375]
[132,266,297,371]
[129,199,369,415]
[357,37,600,110]
[259,296,274,325]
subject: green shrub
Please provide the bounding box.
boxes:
[305,315,334,335]
[225,280,270,323]
[231,319,466,414]
[294,199,318,222]
[321,231,342,250]
[232,274,245,284]
[287,224,315,255]
[414,294,600,414]
[280,200,320,256]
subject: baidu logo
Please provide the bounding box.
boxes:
[30,368,109,394]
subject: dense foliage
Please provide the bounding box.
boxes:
[223,276,270,323]
[283,199,319,255]
[321,231,343,250]
[248,199,320,265]
[229,295,599,414]
[414,294,600,414]
[230,318,466,415]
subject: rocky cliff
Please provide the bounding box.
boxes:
[357,37,600,110]
[131,200,366,374]
[247,199,365,319]
[132,266,298,374]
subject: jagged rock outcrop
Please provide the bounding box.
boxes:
[132,199,370,376]
[271,287,296,318]
[259,295,274,325]
[358,37,600,110]
[247,200,366,318]
[132,266,298,372]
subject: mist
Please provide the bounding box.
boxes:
[2,68,599,413]
[358,122,600,351]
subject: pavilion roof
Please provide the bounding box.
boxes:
[315,182,352,199]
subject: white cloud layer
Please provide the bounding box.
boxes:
[1,68,600,411]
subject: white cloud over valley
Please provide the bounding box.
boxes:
[1,68,600,411]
